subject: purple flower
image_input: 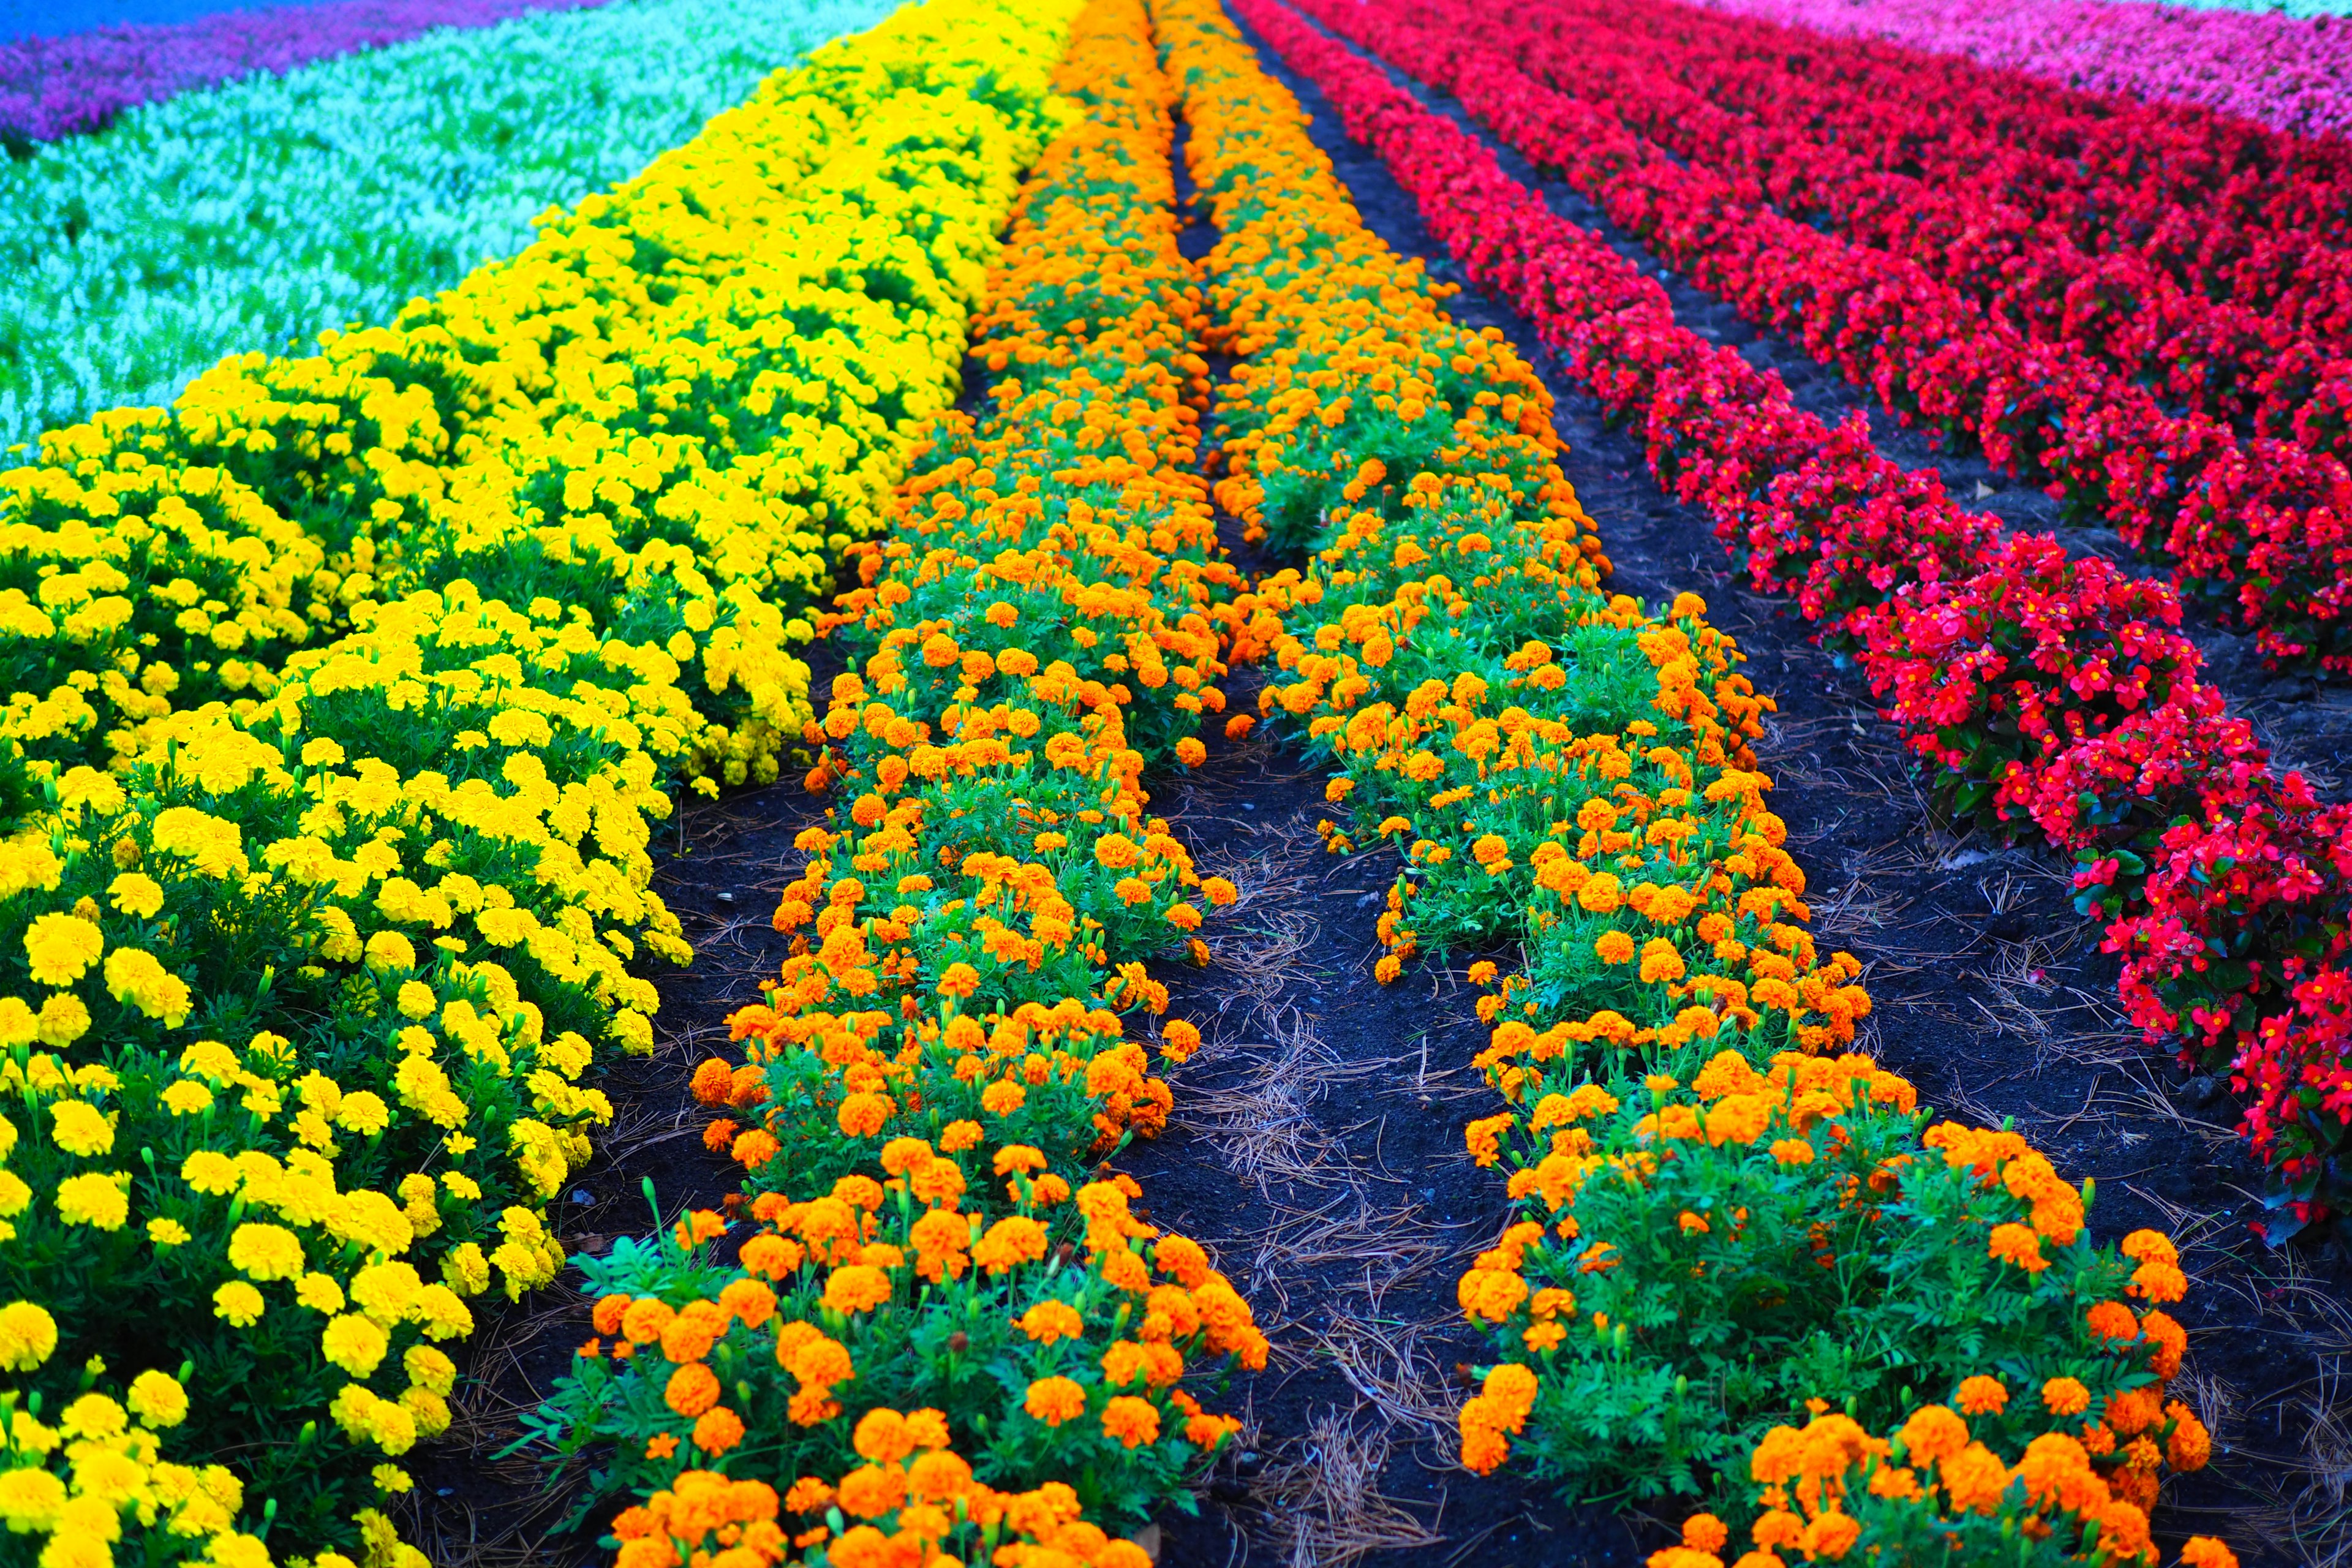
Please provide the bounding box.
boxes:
[0,0,612,142]
[1692,0,2352,140]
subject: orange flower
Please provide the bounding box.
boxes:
[837,1092,892,1137]
[1024,1376,1087,1427]
[1102,1395,1161,1449]
[1017,1300,1085,1344]
[1986,1223,2048,1273]
[1160,1019,1202,1063]
[1595,931,1635,965]
[664,1362,721,1418]
[692,1407,744,1455]
[938,963,980,998]
[2166,1402,2212,1471]
[2181,1539,2237,1568]
[2040,1376,2092,1417]
[823,1265,894,1315]
[1896,1404,1968,1466]
[2085,1300,2139,1341]
[974,1215,1049,1275]
[1954,1375,2008,1415]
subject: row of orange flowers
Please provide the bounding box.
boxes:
[525,6,1270,1564]
[1166,0,2239,1560]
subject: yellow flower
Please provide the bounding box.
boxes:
[55,1172,129,1231]
[107,873,165,919]
[126,1370,189,1428]
[227,1222,306,1282]
[181,1150,239,1194]
[212,1282,265,1328]
[0,1301,59,1370]
[322,1314,391,1377]
[160,1080,213,1116]
[47,1101,113,1157]
[103,946,192,1026]
[146,1218,190,1248]
[23,913,102,986]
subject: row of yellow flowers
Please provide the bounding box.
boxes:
[0,3,1081,1564]
[526,4,1265,1563]
[1155,0,2239,1562]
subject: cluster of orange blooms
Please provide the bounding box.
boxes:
[590,4,1270,1559]
[1643,1396,2235,1568]
[609,1409,1155,1568]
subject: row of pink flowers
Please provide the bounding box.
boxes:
[1689,0,2352,141]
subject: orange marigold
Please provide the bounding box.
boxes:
[1024,1376,1087,1427]
[1102,1395,1161,1449]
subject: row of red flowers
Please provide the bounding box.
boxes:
[1536,0,2352,365]
[1474,0,2352,466]
[1246,0,2352,1225]
[1311,0,2352,674]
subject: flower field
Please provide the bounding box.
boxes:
[0,0,2344,1562]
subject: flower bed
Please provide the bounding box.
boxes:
[1696,0,2352,140]
[0,0,613,143]
[524,2,1271,1558]
[1307,0,2352,673]
[1267,0,2352,1221]
[0,2,1074,1561]
[0,0,893,450]
[1139,0,2239,1558]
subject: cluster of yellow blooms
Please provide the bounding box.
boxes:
[0,1,1086,1564]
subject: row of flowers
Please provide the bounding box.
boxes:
[1,0,891,451]
[0,4,1081,1564]
[522,4,1269,1562]
[1317,0,2352,673]
[1284,0,2352,1221]
[1189,0,2236,1560]
[1481,0,2352,473]
[0,0,619,145]
[1686,0,2352,142]
[1551,0,2352,379]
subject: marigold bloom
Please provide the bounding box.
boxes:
[2041,1376,2092,1417]
[692,1406,745,1455]
[0,1302,58,1371]
[1896,1404,1969,1466]
[2085,1300,2139,1341]
[823,1265,893,1315]
[1594,930,1635,965]
[1102,1395,1161,1449]
[56,1172,129,1231]
[665,1362,722,1418]
[1024,1376,1087,1427]
[1986,1223,2048,1273]
[837,1091,892,1137]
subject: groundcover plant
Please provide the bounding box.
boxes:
[2,0,2342,1561]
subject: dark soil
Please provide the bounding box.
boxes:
[408,13,2352,1568]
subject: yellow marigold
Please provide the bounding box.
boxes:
[1023,1376,1087,1427]
[228,1223,307,1282]
[0,1301,58,1371]
[23,913,102,986]
[126,1370,188,1428]
[323,1314,391,1378]
[1102,1395,1160,1449]
[55,1171,128,1231]
[213,1282,265,1327]
[47,1100,112,1157]
[107,873,164,919]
